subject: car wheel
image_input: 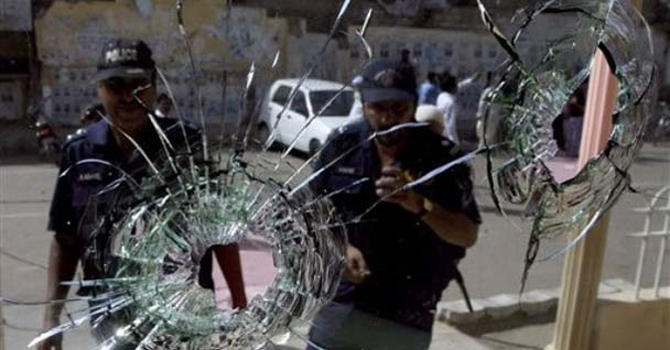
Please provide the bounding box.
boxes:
[308,139,322,157]
[257,123,270,145]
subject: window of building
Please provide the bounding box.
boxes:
[380,43,390,58]
[412,43,422,58]
[444,42,453,57]
[488,45,497,59]
[474,44,483,58]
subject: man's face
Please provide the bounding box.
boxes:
[97,76,156,134]
[363,100,415,147]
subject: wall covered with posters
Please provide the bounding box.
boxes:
[0,81,24,120]
[34,0,288,126]
[0,0,32,122]
[349,25,502,118]
[0,0,32,31]
[34,0,499,126]
[33,0,669,128]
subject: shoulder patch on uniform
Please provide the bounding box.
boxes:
[65,128,88,144]
[439,139,462,157]
[336,124,349,134]
[450,144,462,157]
[340,120,369,136]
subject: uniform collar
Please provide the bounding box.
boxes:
[358,120,442,171]
[86,120,162,167]
[87,119,165,150]
[86,120,112,147]
[356,120,375,153]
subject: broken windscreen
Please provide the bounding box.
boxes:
[0,1,659,349]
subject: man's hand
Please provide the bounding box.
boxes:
[37,317,62,350]
[39,234,78,350]
[377,168,480,247]
[345,245,370,284]
[375,165,423,213]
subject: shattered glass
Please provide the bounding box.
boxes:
[0,0,658,349]
[27,144,347,349]
[474,0,656,288]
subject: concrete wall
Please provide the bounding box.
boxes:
[33,1,670,128]
[0,1,33,123]
[0,80,26,120]
[351,25,501,118]
[0,0,32,31]
[34,0,289,126]
[594,290,670,350]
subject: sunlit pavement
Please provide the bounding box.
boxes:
[2,144,668,349]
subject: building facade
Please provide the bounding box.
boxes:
[32,0,670,129]
[0,0,33,121]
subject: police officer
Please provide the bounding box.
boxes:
[39,39,247,350]
[307,58,480,350]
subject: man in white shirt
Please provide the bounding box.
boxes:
[347,90,364,123]
[436,73,459,145]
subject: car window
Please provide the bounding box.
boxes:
[271,85,291,106]
[290,91,309,116]
[310,90,354,116]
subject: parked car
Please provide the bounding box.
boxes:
[257,78,354,155]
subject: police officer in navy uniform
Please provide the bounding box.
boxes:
[306,58,481,350]
[39,39,247,350]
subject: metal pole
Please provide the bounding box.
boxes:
[654,205,669,297]
[0,304,4,350]
[1,145,5,350]
[548,31,620,350]
[1,163,5,350]
[634,210,652,299]
[0,302,4,350]
[549,1,644,349]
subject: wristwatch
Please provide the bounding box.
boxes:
[416,197,434,218]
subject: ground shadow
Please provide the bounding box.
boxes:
[453,308,557,349]
[455,309,556,337]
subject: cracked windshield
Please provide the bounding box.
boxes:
[1,1,668,350]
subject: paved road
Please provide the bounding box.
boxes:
[1,144,669,349]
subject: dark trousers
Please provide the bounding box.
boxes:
[306,302,432,350]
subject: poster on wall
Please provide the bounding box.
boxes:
[0,0,32,31]
[0,81,23,120]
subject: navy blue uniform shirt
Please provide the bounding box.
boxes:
[48,118,200,289]
[311,120,481,331]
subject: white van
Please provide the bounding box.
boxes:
[257,78,354,155]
